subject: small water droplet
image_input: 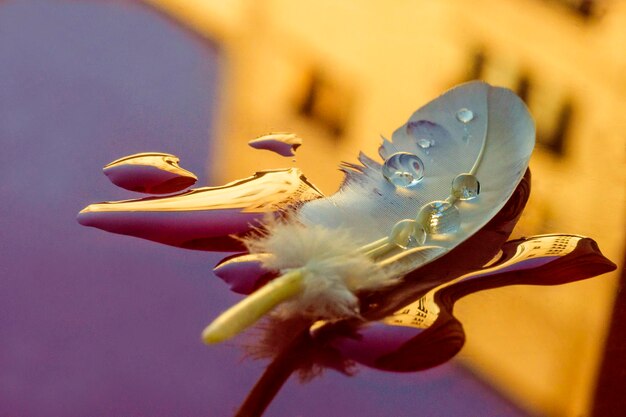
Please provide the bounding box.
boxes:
[390,219,427,249]
[382,152,425,188]
[456,108,474,124]
[401,120,457,160]
[451,174,480,200]
[417,138,434,149]
[416,201,460,234]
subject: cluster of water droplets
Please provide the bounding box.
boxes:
[381,107,481,249]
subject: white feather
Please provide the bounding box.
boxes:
[297,81,535,275]
[245,220,398,319]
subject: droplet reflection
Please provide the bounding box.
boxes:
[389,219,427,249]
[417,138,434,149]
[455,108,474,124]
[382,152,425,188]
[416,201,460,234]
[451,174,480,200]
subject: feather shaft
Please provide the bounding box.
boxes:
[202,269,304,343]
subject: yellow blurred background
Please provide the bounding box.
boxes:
[144,1,625,415]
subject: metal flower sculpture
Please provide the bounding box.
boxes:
[78,82,616,417]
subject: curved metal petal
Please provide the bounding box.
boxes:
[248,133,303,157]
[103,152,198,194]
[214,253,278,294]
[78,168,323,251]
[327,234,616,372]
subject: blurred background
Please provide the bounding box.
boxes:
[1,0,624,416]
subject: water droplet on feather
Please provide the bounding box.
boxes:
[390,219,427,249]
[417,201,460,234]
[417,138,434,149]
[456,108,474,123]
[404,120,454,158]
[451,174,480,200]
[382,153,425,188]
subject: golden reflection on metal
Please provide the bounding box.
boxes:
[77,168,324,251]
[382,234,582,330]
[382,290,440,329]
[81,168,322,214]
[103,152,198,194]
[104,152,191,172]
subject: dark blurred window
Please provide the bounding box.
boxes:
[536,99,574,156]
[296,68,352,139]
[541,0,607,20]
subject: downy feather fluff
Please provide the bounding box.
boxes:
[244,220,397,319]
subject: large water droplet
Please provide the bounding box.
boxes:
[456,108,474,123]
[416,201,460,234]
[382,153,425,188]
[389,219,427,249]
[451,174,480,200]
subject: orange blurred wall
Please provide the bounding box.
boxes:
[144,1,626,415]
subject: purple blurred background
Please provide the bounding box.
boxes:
[0,1,529,416]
